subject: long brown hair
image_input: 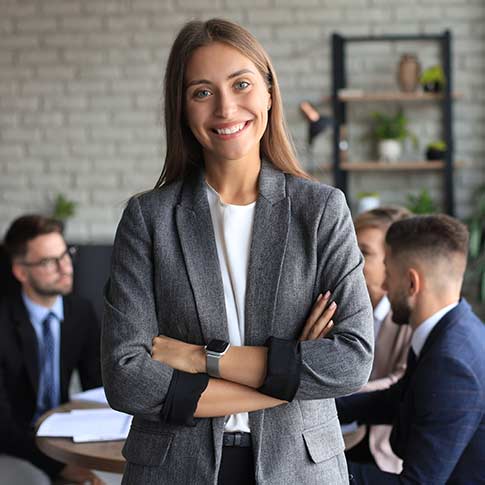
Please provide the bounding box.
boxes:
[155,18,309,188]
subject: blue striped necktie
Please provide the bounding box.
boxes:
[39,312,57,414]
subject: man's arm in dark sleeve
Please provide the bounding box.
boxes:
[336,379,402,426]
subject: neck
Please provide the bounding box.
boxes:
[204,156,261,205]
[410,291,460,330]
[23,287,58,309]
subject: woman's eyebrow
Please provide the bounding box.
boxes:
[186,69,256,88]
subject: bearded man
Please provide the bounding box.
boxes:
[0,215,103,484]
[337,214,485,484]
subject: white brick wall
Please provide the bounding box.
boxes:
[0,0,484,241]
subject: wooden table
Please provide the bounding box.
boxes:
[35,401,126,474]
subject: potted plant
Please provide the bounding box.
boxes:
[405,189,438,214]
[420,65,446,93]
[425,140,447,161]
[356,191,380,214]
[52,193,77,228]
[371,110,417,162]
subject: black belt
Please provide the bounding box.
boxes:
[222,432,252,448]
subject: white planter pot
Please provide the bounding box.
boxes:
[378,139,402,162]
[357,196,380,214]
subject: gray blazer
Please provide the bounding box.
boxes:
[102,162,374,484]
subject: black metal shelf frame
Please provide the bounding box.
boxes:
[331,31,455,215]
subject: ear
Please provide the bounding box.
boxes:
[408,267,421,297]
[11,262,28,285]
[267,92,272,110]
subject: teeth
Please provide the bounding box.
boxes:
[215,122,245,135]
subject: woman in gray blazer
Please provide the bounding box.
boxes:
[102,18,374,485]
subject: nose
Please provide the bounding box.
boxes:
[215,90,237,119]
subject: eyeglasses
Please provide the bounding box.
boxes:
[19,246,77,272]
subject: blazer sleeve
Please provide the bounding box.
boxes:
[294,189,374,400]
[101,196,175,417]
[78,300,102,391]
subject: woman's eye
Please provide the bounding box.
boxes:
[235,81,250,90]
[194,89,211,99]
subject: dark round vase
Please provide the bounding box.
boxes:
[423,82,443,93]
[426,147,446,160]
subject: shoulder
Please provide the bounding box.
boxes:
[63,294,95,316]
[130,179,185,213]
[285,174,346,213]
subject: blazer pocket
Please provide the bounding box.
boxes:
[122,428,174,466]
[302,416,345,463]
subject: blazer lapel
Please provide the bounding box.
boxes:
[175,170,229,343]
[245,162,289,345]
[12,294,39,396]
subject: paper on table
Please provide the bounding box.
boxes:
[37,408,132,442]
[71,386,108,404]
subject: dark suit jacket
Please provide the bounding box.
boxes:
[0,290,102,478]
[337,299,485,484]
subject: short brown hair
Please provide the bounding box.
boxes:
[386,214,469,262]
[4,215,64,260]
[355,206,412,233]
[155,18,308,187]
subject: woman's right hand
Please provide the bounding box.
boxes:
[299,291,337,341]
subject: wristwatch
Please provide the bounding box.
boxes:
[205,339,231,378]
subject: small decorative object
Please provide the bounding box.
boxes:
[397,54,421,92]
[425,140,447,160]
[405,189,438,214]
[420,65,446,93]
[371,110,417,163]
[299,101,333,145]
[356,192,380,214]
[52,193,77,223]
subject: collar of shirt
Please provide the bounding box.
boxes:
[22,292,64,327]
[411,301,459,357]
[373,295,390,341]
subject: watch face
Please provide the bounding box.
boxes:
[206,339,229,353]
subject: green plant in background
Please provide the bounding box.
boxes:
[52,193,77,221]
[371,110,418,146]
[420,65,446,93]
[426,140,447,152]
[405,189,438,214]
[467,185,485,303]
[420,65,446,88]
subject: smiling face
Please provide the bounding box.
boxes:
[184,41,272,168]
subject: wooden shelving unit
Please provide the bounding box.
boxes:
[324,91,462,103]
[340,160,465,171]
[331,31,457,215]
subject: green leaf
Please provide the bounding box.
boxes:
[469,219,482,259]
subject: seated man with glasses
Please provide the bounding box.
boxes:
[0,215,103,485]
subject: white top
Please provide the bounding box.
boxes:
[206,183,256,433]
[373,295,391,344]
[411,301,459,357]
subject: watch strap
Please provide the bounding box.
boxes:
[206,352,221,378]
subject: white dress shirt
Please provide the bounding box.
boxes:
[411,301,459,358]
[206,183,255,433]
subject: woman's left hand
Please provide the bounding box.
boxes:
[151,335,205,374]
